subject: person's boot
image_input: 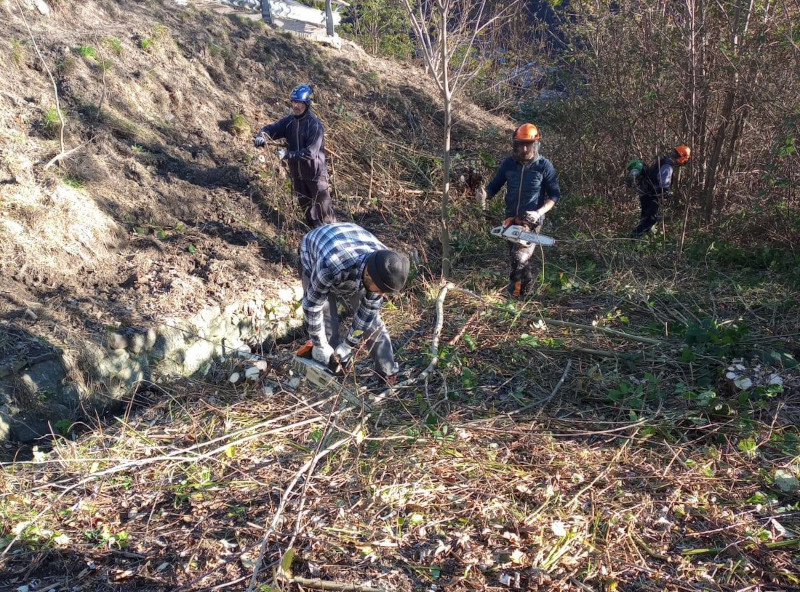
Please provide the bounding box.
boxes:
[504,281,523,300]
[518,281,532,300]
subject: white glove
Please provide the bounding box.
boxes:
[334,341,354,365]
[312,343,334,365]
[524,210,542,226]
[277,147,287,160]
[254,132,266,147]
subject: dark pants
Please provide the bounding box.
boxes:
[293,177,336,229]
[301,274,397,377]
[633,193,660,237]
[506,220,542,298]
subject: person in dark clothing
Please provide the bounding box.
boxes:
[254,84,336,228]
[632,144,691,237]
[300,222,410,386]
[477,123,562,299]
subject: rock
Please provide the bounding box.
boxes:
[229,372,240,383]
[33,0,50,16]
[278,288,294,303]
[287,377,301,389]
[244,366,260,380]
[183,339,215,376]
[108,332,128,350]
[292,284,304,301]
[145,327,157,350]
[129,332,147,354]
[24,308,38,321]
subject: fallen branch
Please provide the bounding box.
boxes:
[507,359,572,416]
[246,430,357,592]
[534,317,662,346]
[289,576,386,592]
[43,135,98,170]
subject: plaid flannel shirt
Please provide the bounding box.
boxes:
[300,223,386,347]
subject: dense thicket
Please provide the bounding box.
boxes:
[548,0,800,252]
[342,0,800,260]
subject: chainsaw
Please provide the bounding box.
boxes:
[291,341,369,410]
[292,340,346,389]
[490,223,555,247]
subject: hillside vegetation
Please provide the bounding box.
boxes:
[1,0,799,591]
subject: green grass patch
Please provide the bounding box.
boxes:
[76,45,97,59]
[105,36,123,55]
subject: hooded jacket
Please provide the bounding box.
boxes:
[259,108,328,182]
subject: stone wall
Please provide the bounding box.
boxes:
[0,286,304,443]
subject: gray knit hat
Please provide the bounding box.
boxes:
[366,250,410,293]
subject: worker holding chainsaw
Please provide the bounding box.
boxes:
[477,123,562,299]
[630,144,691,238]
[299,223,410,387]
[254,84,336,228]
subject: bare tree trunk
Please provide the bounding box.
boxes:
[325,0,334,37]
[261,0,272,24]
[440,8,452,278]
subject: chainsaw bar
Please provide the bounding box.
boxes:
[291,356,366,408]
[490,225,555,247]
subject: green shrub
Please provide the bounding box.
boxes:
[77,45,97,59]
[230,113,250,137]
[43,107,62,138]
[105,36,123,55]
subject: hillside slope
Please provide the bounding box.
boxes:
[0,0,509,421]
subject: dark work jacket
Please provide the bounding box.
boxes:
[485,155,562,220]
[259,109,328,182]
[639,155,676,197]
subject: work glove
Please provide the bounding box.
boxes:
[523,210,542,226]
[287,150,300,160]
[253,132,266,147]
[277,147,287,160]
[334,341,355,365]
[311,342,334,366]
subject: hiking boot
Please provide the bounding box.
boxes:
[504,281,531,300]
[504,281,523,300]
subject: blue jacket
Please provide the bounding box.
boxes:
[485,156,562,220]
[259,109,328,182]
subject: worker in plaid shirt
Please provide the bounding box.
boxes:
[300,223,410,385]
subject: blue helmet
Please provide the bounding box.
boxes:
[290,84,313,105]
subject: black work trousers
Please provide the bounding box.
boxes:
[293,176,336,229]
[633,193,660,237]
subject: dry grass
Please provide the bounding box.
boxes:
[2,251,799,591]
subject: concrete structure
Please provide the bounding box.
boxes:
[261,0,347,48]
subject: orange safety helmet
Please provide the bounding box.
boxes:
[513,123,541,143]
[674,144,691,165]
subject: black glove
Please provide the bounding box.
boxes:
[287,150,300,160]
